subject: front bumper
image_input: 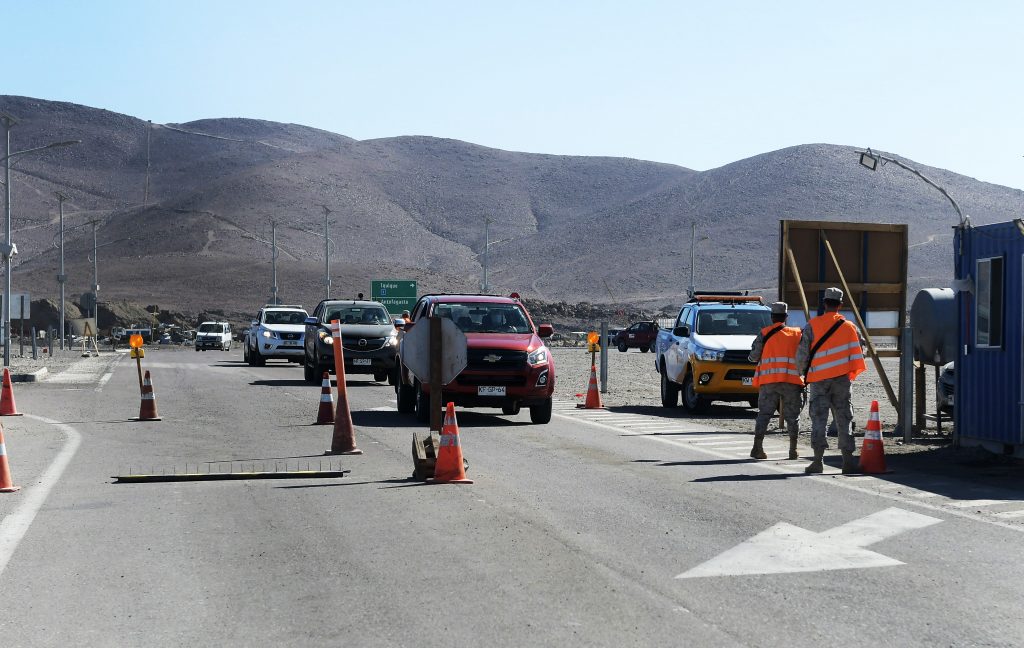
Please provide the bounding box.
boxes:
[690,360,757,399]
[316,342,398,374]
[195,338,228,350]
[421,364,554,407]
[259,338,304,358]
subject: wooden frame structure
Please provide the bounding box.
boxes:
[778,220,909,409]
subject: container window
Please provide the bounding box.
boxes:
[976,256,1004,348]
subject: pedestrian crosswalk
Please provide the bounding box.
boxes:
[553,399,1024,528]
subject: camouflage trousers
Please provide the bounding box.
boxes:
[754,382,803,436]
[809,376,855,452]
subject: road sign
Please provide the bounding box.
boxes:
[372,280,417,314]
[676,507,941,578]
[400,317,467,385]
[1,292,30,319]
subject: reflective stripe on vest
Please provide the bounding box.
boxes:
[806,314,866,382]
[753,325,803,387]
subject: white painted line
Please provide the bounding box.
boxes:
[993,510,1024,519]
[691,440,745,446]
[94,369,116,392]
[369,406,393,411]
[0,416,82,578]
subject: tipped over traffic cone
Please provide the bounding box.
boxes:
[583,364,603,409]
[315,371,335,425]
[0,422,20,493]
[430,402,472,484]
[0,368,22,416]
[859,400,889,474]
[133,370,162,421]
[326,320,362,455]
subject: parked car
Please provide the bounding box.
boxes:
[303,298,399,384]
[394,293,555,424]
[195,321,232,351]
[245,305,308,366]
[614,321,660,352]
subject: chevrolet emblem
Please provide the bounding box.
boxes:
[483,354,502,363]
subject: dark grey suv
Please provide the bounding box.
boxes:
[303,299,400,384]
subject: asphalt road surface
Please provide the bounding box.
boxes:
[1,348,1022,647]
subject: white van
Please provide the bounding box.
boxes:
[195,321,232,351]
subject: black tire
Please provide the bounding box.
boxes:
[617,342,628,353]
[388,367,398,386]
[649,341,657,353]
[396,376,415,413]
[252,349,265,366]
[502,402,521,416]
[682,372,711,414]
[303,355,318,384]
[640,345,650,353]
[414,381,431,423]
[660,365,680,408]
[242,343,249,363]
[529,398,552,424]
[373,369,388,383]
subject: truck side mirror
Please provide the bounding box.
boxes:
[303,317,318,326]
[673,325,690,338]
[537,324,554,338]
[251,320,259,327]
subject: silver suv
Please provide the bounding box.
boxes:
[245,305,308,366]
[303,299,399,384]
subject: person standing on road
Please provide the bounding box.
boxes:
[796,287,866,474]
[748,302,804,460]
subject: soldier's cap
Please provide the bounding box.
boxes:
[824,287,844,302]
[770,302,788,315]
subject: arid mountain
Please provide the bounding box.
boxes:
[1,95,1021,320]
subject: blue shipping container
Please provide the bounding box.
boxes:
[954,220,1024,452]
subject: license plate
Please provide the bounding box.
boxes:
[352,358,372,366]
[478,386,506,396]
[282,341,298,346]
[741,377,753,386]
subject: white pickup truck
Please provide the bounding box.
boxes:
[244,305,308,366]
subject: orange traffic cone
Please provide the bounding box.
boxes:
[583,364,603,409]
[859,400,889,474]
[0,368,22,416]
[134,370,162,421]
[430,402,473,484]
[0,422,20,493]
[315,371,335,425]
[326,320,362,455]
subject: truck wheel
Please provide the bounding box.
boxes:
[640,345,650,353]
[414,381,431,423]
[617,342,628,353]
[529,398,552,424]
[252,349,265,367]
[682,373,711,414]
[388,367,398,386]
[660,366,680,408]
[242,343,249,364]
[502,402,521,416]
[396,376,415,413]
[303,355,318,384]
[373,369,388,383]
[648,341,657,353]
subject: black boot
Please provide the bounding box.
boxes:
[750,435,767,460]
[805,447,824,474]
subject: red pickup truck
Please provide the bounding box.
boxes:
[613,321,659,352]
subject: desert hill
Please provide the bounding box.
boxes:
[1,95,1021,324]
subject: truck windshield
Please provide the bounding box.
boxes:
[264,310,308,325]
[433,302,532,334]
[198,323,222,333]
[324,306,390,325]
[695,309,770,336]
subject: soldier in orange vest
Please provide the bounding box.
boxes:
[748,301,804,460]
[796,287,866,474]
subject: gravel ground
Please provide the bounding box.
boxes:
[550,345,952,454]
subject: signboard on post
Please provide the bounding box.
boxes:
[0,292,30,319]
[371,280,417,315]
[400,317,467,385]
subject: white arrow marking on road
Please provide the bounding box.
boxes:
[677,507,942,579]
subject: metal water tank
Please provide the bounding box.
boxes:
[910,288,957,365]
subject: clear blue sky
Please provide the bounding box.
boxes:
[7,1,1023,189]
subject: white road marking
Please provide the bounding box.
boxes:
[945,499,1007,508]
[993,510,1024,519]
[0,416,82,578]
[677,507,942,578]
[369,406,393,411]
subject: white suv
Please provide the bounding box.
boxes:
[195,321,232,351]
[245,305,308,366]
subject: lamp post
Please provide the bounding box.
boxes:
[857,148,966,225]
[1,112,80,365]
[317,204,333,300]
[242,221,281,304]
[85,221,131,322]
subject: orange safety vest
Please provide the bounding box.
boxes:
[805,313,866,383]
[752,325,804,387]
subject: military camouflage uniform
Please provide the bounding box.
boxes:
[748,333,802,437]
[795,324,859,454]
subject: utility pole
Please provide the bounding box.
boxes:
[271,220,279,305]
[482,216,490,293]
[143,120,152,206]
[55,191,69,349]
[688,221,696,298]
[2,114,14,366]
[318,204,333,300]
[91,221,99,320]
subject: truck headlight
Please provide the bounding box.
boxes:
[528,347,548,365]
[318,330,334,344]
[261,329,274,339]
[386,335,399,347]
[695,347,724,362]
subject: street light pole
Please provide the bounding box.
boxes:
[91,221,99,320]
[318,204,333,300]
[55,191,69,349]
[271,220,279,305]
[2,114,13,366]
[482,216,490,293]
[858,148,966,225]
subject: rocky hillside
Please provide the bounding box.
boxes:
[1,95,1021,326]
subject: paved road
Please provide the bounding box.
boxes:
[1,348,1022,646]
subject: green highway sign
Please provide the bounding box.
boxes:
[372,280,417,314]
